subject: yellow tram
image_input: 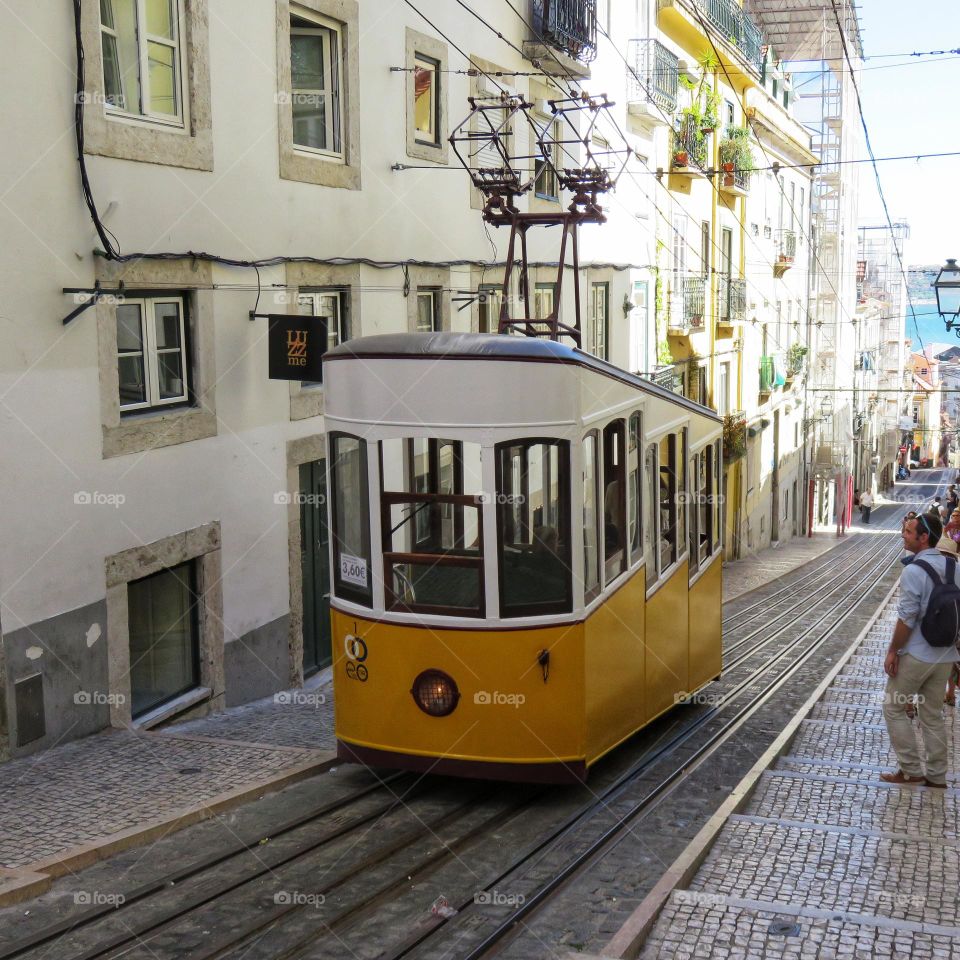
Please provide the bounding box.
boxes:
[322,332,723,783]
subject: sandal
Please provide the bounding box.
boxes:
[905,703,917,719]
[880,770,926,785]
[925,778,947,789]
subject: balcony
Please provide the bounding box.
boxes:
[659,0,765,74]
[723,410,747,462]
[717,276,746,325]
[759,354,787,395]
[671,117,708,172]
[668,274,706,333]
[718,163,751,197]
[626,39,679,126]
[774,229,797,277]
[529,0,597,74]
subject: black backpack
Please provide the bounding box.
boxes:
[913,557,960,648]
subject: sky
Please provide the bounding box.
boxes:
[851,0,960,266]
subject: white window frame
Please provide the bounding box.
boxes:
[534,282,556,320]
[416,289,441,332]
[533,113,560,201]
[99,0,188,128]
[413,53,440,145]
[117,296,190,413]
[290,9,344,162]
[296,289,349,386]
[478,283,503,334]
[590,281,608,360]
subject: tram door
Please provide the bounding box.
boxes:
[300,459,331,675]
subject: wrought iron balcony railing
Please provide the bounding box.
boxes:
[777,229,797,262]
[626,39,679,114]
[669,274,706,329]
[671,117,708,170]
[671,0,765,73]
[532,0,598,64]
[759,354,787,393]
[717,276,746,322]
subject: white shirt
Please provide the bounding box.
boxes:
[898,548,960,664]
[860,492,873,508]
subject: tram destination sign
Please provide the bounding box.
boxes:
[267,314,326,381]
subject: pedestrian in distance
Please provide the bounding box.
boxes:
[860,489,874,524]
[881,512,959,787]
[946,509,960,545]
[938,538,960,709]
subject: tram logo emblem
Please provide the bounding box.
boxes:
[343,634,369,682]
[286,329,308,364]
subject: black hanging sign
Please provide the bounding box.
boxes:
[267,314,326,381]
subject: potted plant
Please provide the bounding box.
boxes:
[723,412,747,462]
[786,342,808,378]
[718,125,755,187]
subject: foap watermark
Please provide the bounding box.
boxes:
[274,491,326,506]
[271,290,297,306]
[474,889,526,907]
[676,491,725,506]
[872,691,925,707]
[871,891,926,909]
[74,691,126,707]
[474,690,525,708]
[72,291,125,306]
[273,890,325,908]
[273,690,326,707]
[674,890,726,907]
[74,491,125,508]
[473,492,525,506]
[74,890,125,907]
[675,691,724,706]
[274,91,324,107]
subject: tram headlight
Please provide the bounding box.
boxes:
[411,669,460,717]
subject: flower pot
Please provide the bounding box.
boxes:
[673,151,689,167]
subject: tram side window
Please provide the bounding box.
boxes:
[497,439,572,616]
[380,437,484,616]
[658,434,678,572]
[678,428,688,560]
[330,433,372,607]
[644,443,658,587]
[603,420,626,583]
[689,452,700,572]
[628,412,642,565]
[712,439,722,553]
[582,433,601,603]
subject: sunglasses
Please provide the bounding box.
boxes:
[917,514,934,539]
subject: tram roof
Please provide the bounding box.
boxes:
[324,333,721,422]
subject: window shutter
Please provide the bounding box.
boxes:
[474,82,518,173]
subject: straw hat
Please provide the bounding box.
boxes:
[938,538,959,558]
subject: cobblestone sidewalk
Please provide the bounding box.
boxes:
[635,589,960,959]
[0,674,335,886]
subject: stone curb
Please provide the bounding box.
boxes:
[0,749,337,908]
[602,576,901,959]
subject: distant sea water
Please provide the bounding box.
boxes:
[907,303,956,352]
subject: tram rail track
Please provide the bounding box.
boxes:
[4,474,945,960]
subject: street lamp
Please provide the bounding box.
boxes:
[934,258,960,335]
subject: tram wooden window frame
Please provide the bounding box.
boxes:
[582,430,602,606]
[403,438,465,550]
[495,437,573,619]
[329,431,373,608]
[602,419,627,585]
[381,491,485,618]
[627,410,643,569]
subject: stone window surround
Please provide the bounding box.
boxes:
[285,433,326,688]
[277,0,361,190]
[105,521,224,729]
[528,76,564,213]
[96,257,218,460]
[80,0,213,171]
[405,27,449,165]
[471,265,509,334]
[407,266,451,333]
[284,262,361,421]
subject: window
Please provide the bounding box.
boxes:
[381,438,484,616]
[628,412,642,564]
[116,296,189,412]
[658,433,678,572]
[700,221,710,277]
[644,443,658,587]
[698,368,708,407]
[725,99,735,127]
[718,361,730,415]
[128,560,200,718]
[534,283,556,321]
[534,115,560,201]
[590,282,609,360]
[582,433,601,603]
[416,289,441,332]
[478,284,503,334]
[672,214,687,274]
[291,12,343,158]
[330,433,372,606]
[603,420,626,583]
[297,290,350,384]
[713,438,722,553]
[100,0,185,122]
[413,54,439,145]
[496,439,571,616]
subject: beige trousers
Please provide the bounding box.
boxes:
[882,654,954,783]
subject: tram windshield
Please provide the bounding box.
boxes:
[380,438,484,616]
[496,439,572,617]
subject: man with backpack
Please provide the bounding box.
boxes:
[881,512,959,787]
